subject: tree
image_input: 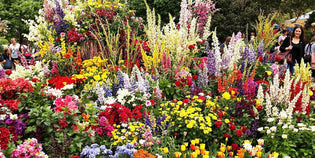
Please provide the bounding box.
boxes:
[129,0,181,26]
[211,0,260,42]
[0,0,42,42]
[306,11,315,28]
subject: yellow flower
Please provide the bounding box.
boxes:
[163,147,169,154]
[222,92,231,100]
[225,119,230,124]
[191,140,196,145]
[181,145,186,151]
[195,139,199,144]
[256,151,262,157]
[93,75,101,81]
[310,90,313,96]
[266,71,272,76]
[200,144,205,150]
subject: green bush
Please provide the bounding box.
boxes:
[0,37,9,53]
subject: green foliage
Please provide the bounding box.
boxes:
[0,0,42,41]
[306,11,315,28]
[129,0,181,26]
[0,37,9,52]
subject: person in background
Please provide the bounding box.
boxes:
[278,29,287,46]
[220,36,231,54]
[280,25,306,75]
[305,35,315,77]
[2,45,12,69]
[9,38,20,68]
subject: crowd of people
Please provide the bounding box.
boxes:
[220,25,315,78]
[0,37,34,70]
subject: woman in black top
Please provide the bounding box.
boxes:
[280,25,305,75]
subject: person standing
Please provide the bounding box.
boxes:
[280,25,305,75]
[2,45,12,69]
[278,29,287,45]
[9,38,20,68]
[306,35,315,77]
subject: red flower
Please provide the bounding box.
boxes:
[256,56,263,62]
[236,129,243,137]
[223,133,230,138]
[256,105,263,111]
[0,127,10,150]
[181,78,187,83]
[192,75,198,80]
[275,55,282,62]
[175,81,181,86]
[31,78,40,82]
[215,121,222,128]
[5,70,12,75]
[229,124,236,131]
[150,99,155,105]
[70,156,81,158]
[232,144,240,150]
[188,45,195,50]
[190,144,196,150]
[241,126,247,132]
[183,99,189,104]
[59,119,69,128]
[174,132,178,136]
[217,112,223,117]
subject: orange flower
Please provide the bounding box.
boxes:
[76,49,82,66]
[133,149,156,158]
[82,113,90,121]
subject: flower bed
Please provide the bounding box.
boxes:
[0,0,314,158]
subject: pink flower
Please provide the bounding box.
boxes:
[99,117,108,126]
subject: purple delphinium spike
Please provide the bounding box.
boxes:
[257,41,264,57]
[248,47,256,65]
[243,46,250,60]
[206,49,216,75]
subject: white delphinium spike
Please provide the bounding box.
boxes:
[286,91,302,119]
[301,85,309,114]
[202,15,212,40]
[272,106,279,117]
[271,74,280,104]
[229,39,244,69]
[212,31,221,75]
[95,82,106,105]
[135,67,146,93]
[122,72,131,90]
[179,0,191,26]
[265,93,272,117]
[257,84,264,106]
[283,69,293,105]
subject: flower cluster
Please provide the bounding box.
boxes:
[67,27,84,44]
[11,138,48,158]
[96,116,114,137]
[0,127,10,150]
[0,78,33,99]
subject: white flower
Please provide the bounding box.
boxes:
[293,128,299,133]
[270,126,277,132]
[243,142,252,151]
[139,139,145,145]
[121,136,126,140]
[266,130,271,135]
[100,106,106,110]
[267,118,275,122]
[282,124,288,129]
[105,97,116,105]
[279,110,287,120]
[288,125,294,129]
[145,100,152,107]
[121,123,128,128]
[146,93,151,98]
[310,126,315,132]
[282,134,287,139]
[257,127,264,132]
[10,114,18,120]
[264,127,269,129]
[61,84,73,90]
[297,123,306,127]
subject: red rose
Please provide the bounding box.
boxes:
[215,121,222,128]
[192,75,198,80]
[175,81,181,86]
[229,124,236,131]
[241,126,247,132]
[188,45,195,50]
[183,99,189,104]
[223,133,230,138]
[236,129,243,137]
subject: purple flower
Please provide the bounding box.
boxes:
[257,41,264,57]
[206,49,216,75]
